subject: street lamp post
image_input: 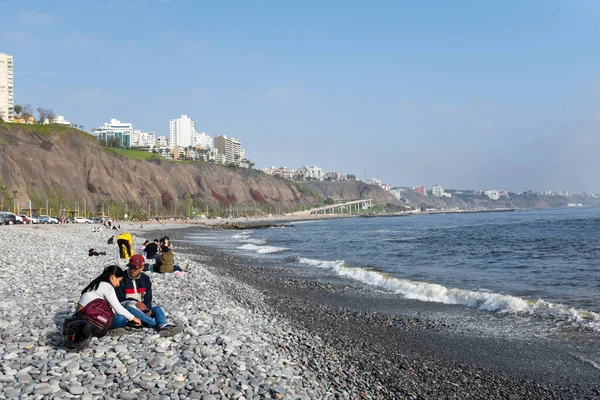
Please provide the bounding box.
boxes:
[12,190,18,214]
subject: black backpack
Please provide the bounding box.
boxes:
[62,319,93,352]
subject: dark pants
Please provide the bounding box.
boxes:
[117,239,131,259]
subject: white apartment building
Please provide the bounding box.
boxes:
[131,129,155,148]
[324,171,341,181]
[432,185,445,197]
[43,115,71,126]
[214,135,243,164]
[156,135,169,148]
[93,118,133,148]
[169,114,196,148]
[298,166,324,181]
[195,131,212,148]
[0,53,14,122]
[366,178,382,186]
[484,190,500,200]
[209,148,227,164]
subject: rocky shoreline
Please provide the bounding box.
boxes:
[157,226,600,399]
[1,224,599,399]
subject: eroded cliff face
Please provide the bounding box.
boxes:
[301,181,397,205]
[0,124,387,214]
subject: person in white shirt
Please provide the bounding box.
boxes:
[78,265,142,333]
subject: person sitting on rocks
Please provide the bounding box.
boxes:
[140,240,150,258]
[145,239,160,261]
[157,245,175,273]
[107,235,115,245]
[78,265,142,335]
[115,254,183,337]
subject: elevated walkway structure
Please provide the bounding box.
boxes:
[308,199,373,215]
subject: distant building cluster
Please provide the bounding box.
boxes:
[92,114,251,167]
[260,167,393,190]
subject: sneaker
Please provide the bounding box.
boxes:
[107,328,126,336]
[158,324,184,337]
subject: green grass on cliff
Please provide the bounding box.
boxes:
[1,121,96,141]
[102,146,166,161]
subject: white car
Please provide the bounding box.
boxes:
[40,215,59,224]
[74,217,92,223]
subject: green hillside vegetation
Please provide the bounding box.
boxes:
[101,146,166,161]
[101,146,198,164]
[1,121,96,140]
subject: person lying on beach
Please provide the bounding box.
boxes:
[77,265,142,334]
[115,255,183,337]
[88,248,106,256]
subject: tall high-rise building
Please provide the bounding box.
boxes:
[169,114,196,148]
[214,135,243,164]
[0,53,14,122]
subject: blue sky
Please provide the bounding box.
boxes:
[1,0,599,193]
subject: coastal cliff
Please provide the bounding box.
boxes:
[0,123,387,215]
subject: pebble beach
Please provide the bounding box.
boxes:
[0,224,339,399]
[1,223,599,399]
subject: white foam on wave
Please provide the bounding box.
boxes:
[296,257,600,329]
[241,238,267,245]
[231,231,253,240]
[238,243,288,254]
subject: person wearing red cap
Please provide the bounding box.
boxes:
[115,254,183,337]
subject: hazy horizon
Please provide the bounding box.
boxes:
[1,0,599,193]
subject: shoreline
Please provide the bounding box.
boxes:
[134,207,522,231]
[1,224,598,398]
[153,225,600,398]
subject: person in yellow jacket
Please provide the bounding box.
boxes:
[117,231,134,259]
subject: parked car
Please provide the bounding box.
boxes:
[74,217,92,223]
[19,214,32,223]
[29,215,41,224]
[0,212,17,225]
[39,215,59,224]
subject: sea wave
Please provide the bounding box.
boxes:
[240,238,267,245]
[238,243,288,254]
[231,231,253,240]
[296,257,600,328]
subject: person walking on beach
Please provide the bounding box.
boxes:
[116,231,134,259]
[115,255,183,337]
[77,265,142,334]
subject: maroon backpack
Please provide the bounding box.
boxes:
[78,298,114,337]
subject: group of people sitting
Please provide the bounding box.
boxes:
[140,236,182,274]
[72,254,183,341]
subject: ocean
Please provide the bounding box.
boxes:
[178,207,600,346]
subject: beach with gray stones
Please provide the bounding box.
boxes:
[2,223,600,399]
[0,224,342,399]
